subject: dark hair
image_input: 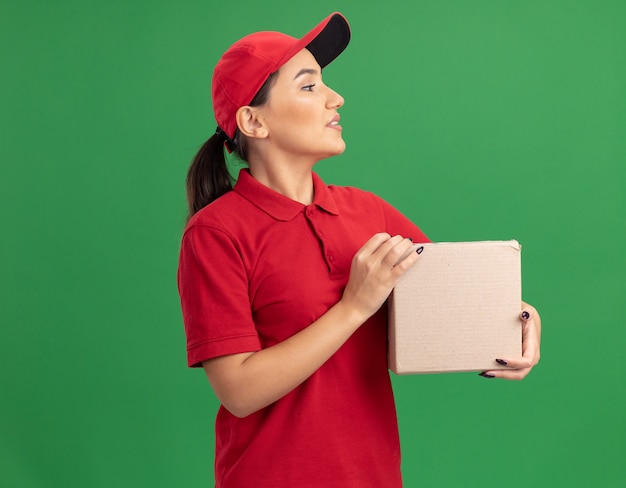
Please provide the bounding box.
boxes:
[185,71,279,219]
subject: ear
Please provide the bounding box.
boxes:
[235,106,268,140]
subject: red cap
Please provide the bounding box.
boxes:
[212,12,351,140]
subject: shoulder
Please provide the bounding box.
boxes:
[184,190,249,237]
[326,183,385,206]
[326,181,429,242]
[326,184,397,220]
[179,192,250,268]
[181,188,278,258]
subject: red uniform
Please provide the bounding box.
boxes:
[178,169,429,487]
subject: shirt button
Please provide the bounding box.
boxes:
[327,254,334,262]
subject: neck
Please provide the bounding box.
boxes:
[249,163,314,205]
[247,148,318,204]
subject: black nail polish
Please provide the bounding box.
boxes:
[521,311,530,320]
[479,372,495,378]
[495,359,508,366]
[416,246,424,255]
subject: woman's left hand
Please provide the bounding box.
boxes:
[480,301,541,380]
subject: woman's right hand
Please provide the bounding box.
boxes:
[341,233,423,323]
[203,233,422,418]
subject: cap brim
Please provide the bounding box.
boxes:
[276,12,351,70]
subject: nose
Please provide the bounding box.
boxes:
[326,86,344,109]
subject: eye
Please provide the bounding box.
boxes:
[302,83,316,92]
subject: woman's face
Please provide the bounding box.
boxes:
[255,48,346,162]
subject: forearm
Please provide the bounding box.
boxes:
[203,233,420,417]
[203,299,367,418]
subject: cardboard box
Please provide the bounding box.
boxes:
[388,240,522,374]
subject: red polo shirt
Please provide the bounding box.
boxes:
[178,169,428,487]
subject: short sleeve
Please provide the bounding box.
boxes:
[177,225,261,367]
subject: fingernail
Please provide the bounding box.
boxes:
[521,311,530,320]
[416,246,424,255]
[479,372,495,378]
[495,359,508,366]
[407,237,413,242]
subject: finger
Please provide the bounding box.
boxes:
[352,234,392,267]
[521,301,536,316]
[496,321,540,369]
[393,242,424,267]
[493,356,534,370]
[522,322,539,358]
[372,235,404,268]
[481,304,541,380]
[356,233,392,258]
[479,367,531,381]
[522,301,542,343]
[519,302,533,322]
[523,316,541,361]
[391,244,422,272]
[376,235,413,268]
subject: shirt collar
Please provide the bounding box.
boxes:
[234,169,339,221]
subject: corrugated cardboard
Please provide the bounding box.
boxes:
[388,240,522,374]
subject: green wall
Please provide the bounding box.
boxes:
[2,0,624,486]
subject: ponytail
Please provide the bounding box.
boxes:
[186,71,279,219]
[185,132,233,219]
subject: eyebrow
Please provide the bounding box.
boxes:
[293,68,319,80]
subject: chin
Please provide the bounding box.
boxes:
[330,140,346,155]
[321,148,345,160]
[313,140,346,161]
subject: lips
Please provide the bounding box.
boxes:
[327,114,341,129]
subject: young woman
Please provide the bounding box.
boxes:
[178,12,541,487]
